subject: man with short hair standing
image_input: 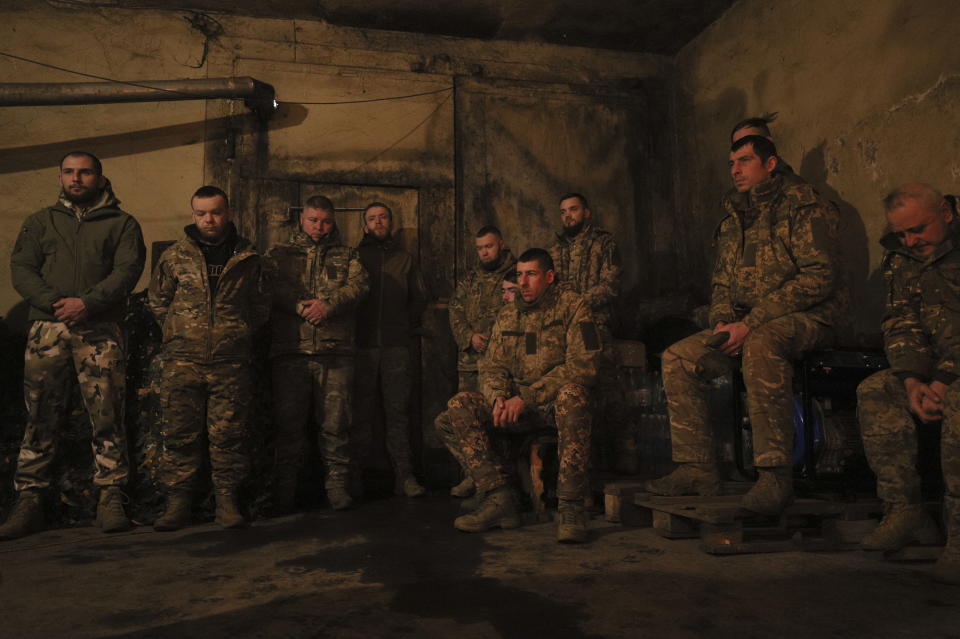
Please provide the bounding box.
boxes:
[354,202,429,498]
[446,225,516,497]
[435,248,602,543]
[549,193,632,473]
[0,151,145,540]
[265,195,369,512]
[646,136,845,514]
[149,186,269,531]
[857,184,960,584]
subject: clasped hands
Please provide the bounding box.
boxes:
[905,377,949,423]
[492,395,525,428]
[299,299,328,325]
[714,321,750,356]
[53,297,87,327]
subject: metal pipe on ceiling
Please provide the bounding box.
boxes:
[0,76,276,117]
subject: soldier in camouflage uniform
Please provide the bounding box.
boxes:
[646,136,846,515]
[857,184,960,585]
[265,195,369,512]
[729,114,804,185]
[548,193,633,473]
[354,202,429,498]
[435,248,602,543]
[148,186,269,531]
[0,152,145,540]
[446,225,516,498]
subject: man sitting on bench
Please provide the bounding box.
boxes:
[435,248,603,543]
[645,135,847,515]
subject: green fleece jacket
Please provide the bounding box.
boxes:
[10,187,146,323]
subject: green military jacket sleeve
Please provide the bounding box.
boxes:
[580,232,621,313]
[880,251,939,380]
[447,275,475,352]
[10,214,64,314]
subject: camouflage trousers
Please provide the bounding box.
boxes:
[273,354,354,488]
[597,327,631,454]
[354,346,416,476]
[857,369,960,504]
[662,313,832,467]
[458,369,479,394]
[434,385,592,500]
[15,321,128,491]
[158,359,251,491]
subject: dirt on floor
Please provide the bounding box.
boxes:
[0,496,956,639]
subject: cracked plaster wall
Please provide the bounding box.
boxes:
[675,0,960,340]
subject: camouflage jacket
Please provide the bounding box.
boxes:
[479,282,602,408]
[448,249,516,372]
[264,228,369,358]
[11,186,145,324]
[149,225,269,363]
[709,175,846,329]
[549,223,621,330]
[879,225,960,384]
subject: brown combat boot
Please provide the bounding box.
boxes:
[96,486,132,533]
[861,503,941,551]
[154,491,192,532]
[215,489,248,529]
[932,497,960,585]
[396,475,426,498]
[741,467,794,515]
[0,490,44,541]
[454,486,521,533]
[460,490,485,512]
[557,499,588,543]
[450,476,475,498]
[644,463,721,496]
[327,482,354,511]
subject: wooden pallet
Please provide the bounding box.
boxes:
[633,493,886,555]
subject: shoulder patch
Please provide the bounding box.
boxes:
[580,321,601,351]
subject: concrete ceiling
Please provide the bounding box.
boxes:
[113,0,735,55]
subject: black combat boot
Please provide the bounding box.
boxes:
[861,503,941,551]
[644,463,721,496]
[454,486,521,532]
[741,466,794,515]
[96,486,132,533]
[557,499,588,543]
[0,490,44,541]
[933,496,960,586]
[215,489,248,529]
[153,491,193,532]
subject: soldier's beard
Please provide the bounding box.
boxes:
[480,254,503,271]
[63,186,102,205]
[563,221,585,237]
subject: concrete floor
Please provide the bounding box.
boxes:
[0,497,957,639]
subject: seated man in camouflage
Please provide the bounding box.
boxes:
[857,184,959,585]
[645,135,846,515]
[435,248,602,543]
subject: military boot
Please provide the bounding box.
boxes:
[327,482,354,511]
[450,476,475,498]
[215,489,248,529]
[933,497,960,586]
[395,475,426,498]
[460,490,485,512]
[644,463,721,497]
[454,487,521,533]
[96,486,132,533]
[557,499,588,543]
[0,490,44,541]
[861,503,941,551]
[741,466,794,515]
[153,491,192,532]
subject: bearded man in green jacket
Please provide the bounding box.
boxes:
[0,151,145,540]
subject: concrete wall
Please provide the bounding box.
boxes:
[674,0,960,341]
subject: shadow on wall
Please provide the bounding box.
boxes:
[800,143,882,346]
[0,105,308,175]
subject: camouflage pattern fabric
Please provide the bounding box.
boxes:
[458,370,479,395]
[709,174,848,330]
[353,346,416,476]
[548,223,620,330]
[448,250,516,377]
[435,385,592,500]
[15,321,128,490]
[435,282,601,500]
[663,314,832,467]
[273,354,354,488]
[264,228,369,359]
[157,359,251,491]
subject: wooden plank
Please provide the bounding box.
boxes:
[652,510,699,539]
